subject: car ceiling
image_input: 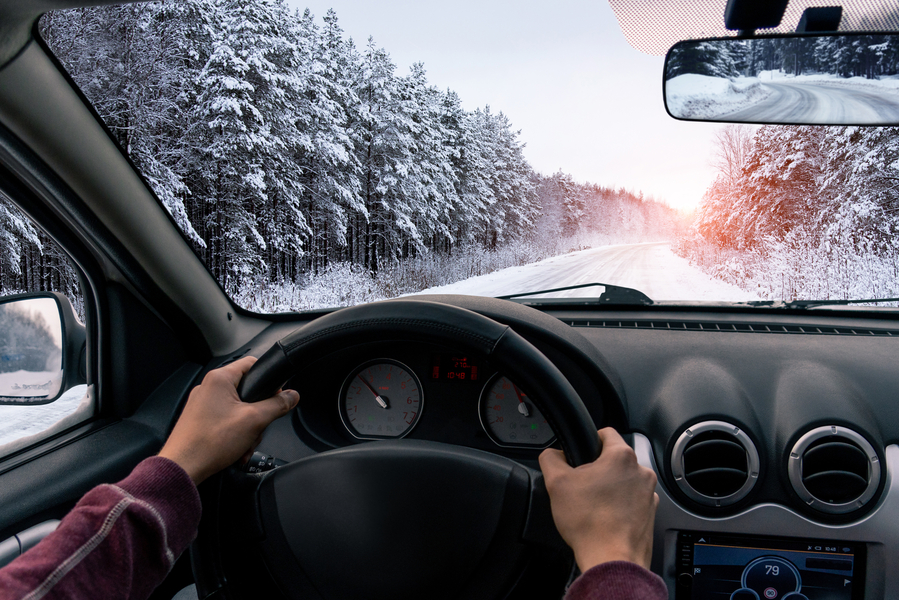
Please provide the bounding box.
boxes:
[6,0,899,62]
[609,0,899,55]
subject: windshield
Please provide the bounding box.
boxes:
[39,2,899,311]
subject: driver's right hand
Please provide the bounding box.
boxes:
[539,427,659,572]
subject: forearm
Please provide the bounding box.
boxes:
[0,457,201,600]
[565,561,668,600]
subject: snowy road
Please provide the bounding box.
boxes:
[416,242,757,302]
[723,80,899,124]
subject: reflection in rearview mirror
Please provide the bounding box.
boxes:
[0,297,63,403]
[664,33,899,124]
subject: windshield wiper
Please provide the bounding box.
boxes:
[749,297,899,309]
[496,282,653,306]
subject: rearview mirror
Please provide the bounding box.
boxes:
[0,293,85,406]
[664,33,899,124]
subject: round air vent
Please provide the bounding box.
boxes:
[671,421,760,507]
[788,426,881,515]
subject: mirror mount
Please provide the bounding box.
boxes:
[797,7,843,33]
[55,292,86,389]
[725,0,789,35]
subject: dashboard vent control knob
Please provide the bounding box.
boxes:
[671,421,760,507]
[788,426,881,514]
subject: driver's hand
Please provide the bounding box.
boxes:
[539,427,658,572]
[158,356,299,484]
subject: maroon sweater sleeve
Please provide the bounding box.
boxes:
[0,456,201,600]
[565,561,668,600]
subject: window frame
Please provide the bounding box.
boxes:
[0,120,101,465]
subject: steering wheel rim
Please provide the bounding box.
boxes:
[199,299,601,600]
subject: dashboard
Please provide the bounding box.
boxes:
[247,296,899,599]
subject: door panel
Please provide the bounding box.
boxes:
[0,362,202,541]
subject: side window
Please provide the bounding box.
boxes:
[0,192,91,457]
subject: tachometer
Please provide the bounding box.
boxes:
[339,359,423,440]
[478,374,555,448]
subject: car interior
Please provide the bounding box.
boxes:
[0,0,897,599]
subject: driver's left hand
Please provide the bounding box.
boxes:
[158,357,299,484]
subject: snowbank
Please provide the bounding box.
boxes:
[666,74,772,119]
[677,235,899,305]
[757,70,899,94]
[789,72,899,94]
[0,369,62,400]
[0,384,90,449]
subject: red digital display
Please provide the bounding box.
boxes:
[430,355,479,381]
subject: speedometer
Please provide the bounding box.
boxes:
[339,359,423,440]
[478,374,555,448]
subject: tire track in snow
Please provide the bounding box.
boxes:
[724,80,899,123]
[416,242,757,302]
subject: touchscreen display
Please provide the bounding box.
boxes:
[676,531,865,600]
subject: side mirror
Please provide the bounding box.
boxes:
[0,292,85,406]
[664,32,899,125]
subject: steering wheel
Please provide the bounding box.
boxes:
[194,299,601,600]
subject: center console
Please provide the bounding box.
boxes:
[674,531,866,600]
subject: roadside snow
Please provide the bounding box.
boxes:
[782,72,899,94]
[759,70,899,92]
[413,242,757,302]
[666,74,772,119]
[0,384,90,449]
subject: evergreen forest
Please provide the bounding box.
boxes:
[668,34,899,79]
[679,124,899,303]
[0,0,677,311]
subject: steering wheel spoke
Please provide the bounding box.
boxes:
[521,467,569,552]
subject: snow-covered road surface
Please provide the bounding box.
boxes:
[415,242,757,302]
[723,80,899,124]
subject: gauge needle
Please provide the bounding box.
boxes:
[358,375,388,409]
[512,383,530,417]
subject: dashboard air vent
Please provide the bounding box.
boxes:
[789,426,881,514]
[671,421,759,507]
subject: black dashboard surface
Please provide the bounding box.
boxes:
[247,298,899,598]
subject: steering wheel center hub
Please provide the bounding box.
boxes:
[255,441,531,600]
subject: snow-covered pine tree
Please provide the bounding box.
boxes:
[395,62,458,258]
[0,194,42,286]
[42,4,205,247]
[193,0,295,286]
[292,9,363,275]
[667,41,738,79]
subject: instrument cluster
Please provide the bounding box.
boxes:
[337,355,556,449]
[287,341,562,454]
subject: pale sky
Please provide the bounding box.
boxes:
[286,0,722,210]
